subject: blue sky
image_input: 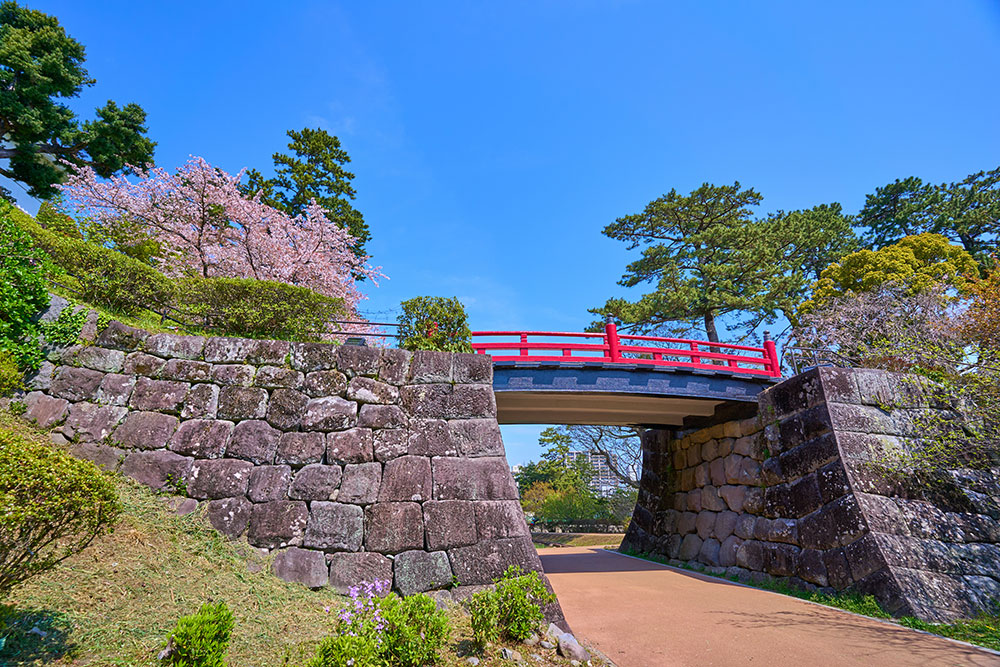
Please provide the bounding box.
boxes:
[19,1,1000,465]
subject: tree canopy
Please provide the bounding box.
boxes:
[245,128,370,266]
[592,182,856,342]
[0,1,154,199]
[797,233,978,317]
[860,166,1000,265]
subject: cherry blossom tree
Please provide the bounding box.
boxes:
[57,157,382,316]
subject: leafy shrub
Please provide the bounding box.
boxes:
[39,305,88,348]
[379,593,450,667]
[468,566,554,648]
[310,580,449,667]
[0,351,22,397]
[162,602,235,667]
[13,209,174,316]
[174,277,344,341]
[309,633,382,667]
[0,430,121,596]
[0,203,50,368]
[397,296,473,352]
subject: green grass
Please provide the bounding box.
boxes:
[618,548,1000,653]
[532,533,625,548]
[0,413,592,666]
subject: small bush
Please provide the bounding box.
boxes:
[174,277,344,341]
[0,203,51,369]
[309,633,382,667]
[162,602,235,667]
[0,430,121,596]
[468,566,554,648]
[397,296,473,352]
[0,351,23,397]
[379,593,450,667]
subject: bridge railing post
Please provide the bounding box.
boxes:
[605,315,620,362]
[763,330,781,378]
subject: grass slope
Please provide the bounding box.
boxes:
[531,533,625,548]
[0,414,593,666]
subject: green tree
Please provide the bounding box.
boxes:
[0,1,155,199]
[593,182,856,342]
[860,167,1000,264]
[798,233,978,316]
[514,427,597,496]
[245,128,370,264]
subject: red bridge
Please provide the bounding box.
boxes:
[471,318,781,379]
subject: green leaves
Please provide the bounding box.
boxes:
[469,567,554,648]
[397,296,473,353]
[162,602,235,667]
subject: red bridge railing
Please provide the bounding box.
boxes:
[471,319,781,378]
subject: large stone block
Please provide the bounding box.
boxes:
[51,366,104,401]
[447,384,496,418]
[337,345,380,377]
[121,450,192,490]
[452,353,491,384]
[291,342,339,372]
[844,532,887,581]
[359,404,407,429]
[304,501,364,551]
[301,396,358,431]
[248,465,292,502]
[188,458,254,499]
[719,535,742,567]
[448,537,542,585]
[290,463,343,500]
[475,500,528,540]
[338,462,382,505]
[377,349,411,385]
[779,433,839,481]
[328,552,393,593]
[713,510,739,541]
[217,386,269,421]
[169,419,233,459]
[379,456,431,502]
[206,496,252,539]
[408,419,459,457]
[124,352,166,376]
[255,366,304,389]
[394,550,452,595]
[432,457,518,500]
[75,346,125,373]
[205,337,289,365]
[326,428,374,464]
[347,377,399,404]
[449,419,504,457]
[699,537,721,566]
[129,377,189,413]
[701,486,727,512]
[159,359,211,383]
[277,431,326,466]
[181,383,219,419]
[373,429,408,461]
[96,373,135,406]
[798,495,867,550]
[423,500,477,550]
[211,364,256,386]
[248,500,309,549]
[400,384,451,417]
[144,332,206,359]
[266,388,309,430]
[408,350,453,383]
[63,402,127,442]
[365,502,424,553]
[719,485,746,513]
[696,512,716,539]
[272,547,328,588]
[69,441,125,471]
[113,411,179,450]
[227,420,280,465]
[678,534,703,560]
[304,370,348,397]
[24,391,69,428]
[95,321,149,351]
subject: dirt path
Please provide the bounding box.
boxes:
[539,547,1000,667]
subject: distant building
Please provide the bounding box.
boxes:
[566,450,626,497]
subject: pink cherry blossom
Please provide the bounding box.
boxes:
[58,156,383,318]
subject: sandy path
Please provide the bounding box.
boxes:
[539,547,1000,667]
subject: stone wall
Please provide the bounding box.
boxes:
[19,317,560,619]
[623,367,1000,622]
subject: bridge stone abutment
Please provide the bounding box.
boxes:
[17,317,565,625]
[623,367,1000,622]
